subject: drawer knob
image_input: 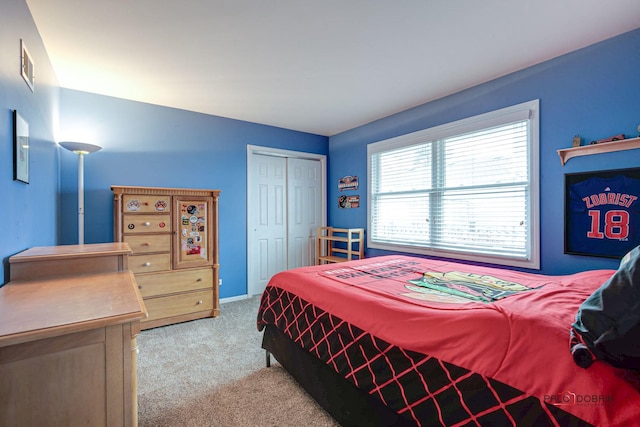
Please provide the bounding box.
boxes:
[138,285,142,289]
[144,262,151,267]
[196,278,202,282]
[144,222,151,227]
[197,300,203,305]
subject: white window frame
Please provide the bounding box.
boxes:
[367,100,540,269]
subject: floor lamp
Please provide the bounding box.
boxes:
[59,141,102,244]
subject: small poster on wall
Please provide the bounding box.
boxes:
[338,195,360,209]
[565,167,640,258]
[13,110,29,184]
[338,175,359,191]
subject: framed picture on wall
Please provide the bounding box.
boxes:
[13,110,29,184]
[21,39,34,92]
[564,167,640,258]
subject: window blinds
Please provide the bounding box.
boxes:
[368,100,539,267]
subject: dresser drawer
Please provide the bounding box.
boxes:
[129,253,171,274]
[143,290,213,322]
[123,214,171,234]
[136,268,213,298]
[123,195,171,213]
[124,234,170,254]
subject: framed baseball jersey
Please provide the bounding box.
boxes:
[565,168,640,258]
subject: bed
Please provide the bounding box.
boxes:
[257,255,640,426]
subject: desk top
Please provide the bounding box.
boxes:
[9,242,132,264]
[0,270,146,347]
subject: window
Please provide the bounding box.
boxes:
[367,100,539,269]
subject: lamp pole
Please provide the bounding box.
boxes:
[77,150,86,244]
[59,142,102,244]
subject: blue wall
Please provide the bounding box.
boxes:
[328,28,640,275]
[58,90,328,298]
[3,1,639,294]
[0,1,60,283]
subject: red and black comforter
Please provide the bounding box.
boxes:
[257,256,640,426]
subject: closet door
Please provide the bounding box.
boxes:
[247,148,326,297]
[287,157,322,269]
[248,154,287,296]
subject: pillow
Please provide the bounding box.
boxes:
[570,245,640,370]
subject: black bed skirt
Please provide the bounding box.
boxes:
[261,324,414,426]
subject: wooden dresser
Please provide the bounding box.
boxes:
[0,243,146,427]
[112,185,221,329]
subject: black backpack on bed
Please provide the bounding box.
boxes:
[570,245,640,370]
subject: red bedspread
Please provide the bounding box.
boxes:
[258,256,640,426]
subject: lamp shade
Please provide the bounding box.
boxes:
[59,141,102,154]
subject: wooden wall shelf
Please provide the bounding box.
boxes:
[557,136,640,165]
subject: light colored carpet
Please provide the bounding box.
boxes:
[136,296,340,427]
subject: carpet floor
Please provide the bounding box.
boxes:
[136,296,339,426]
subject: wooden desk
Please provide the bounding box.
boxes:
[0,244,147,426]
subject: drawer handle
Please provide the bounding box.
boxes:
[144,262,151,267]
[142,242,150,246]
[144,222,151,227]
[196,278,202,282]
[197,300,203,305]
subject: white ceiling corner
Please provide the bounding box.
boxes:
[26,0,640,136]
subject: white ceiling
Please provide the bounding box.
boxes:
[26,0,640,136]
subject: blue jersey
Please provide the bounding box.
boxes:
[567,175,640,257]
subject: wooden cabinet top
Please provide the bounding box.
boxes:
[0,271,146,347]
[3,243,146,347]
[9,242,132,264]
[9,243,133,281]
[112,185,221,198]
